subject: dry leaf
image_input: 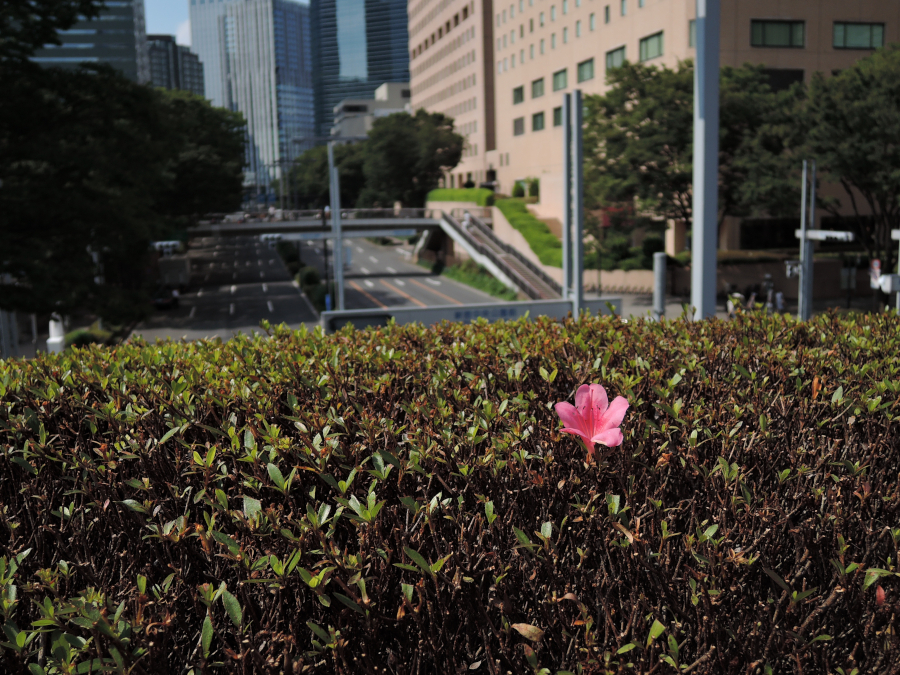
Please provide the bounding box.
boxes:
[512,623,545,641]
[812,376,821,400]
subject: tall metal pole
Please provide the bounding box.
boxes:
[562,92,572,301]
[798,160,808,320]
[690,0,720,320]
[327,141,345,311]
[571,89,584,318]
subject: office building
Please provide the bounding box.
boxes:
[408,0,494,188]
[147,35,205,96]
[32,0,150,83]
[331,82,410,136]
[414,0,897,237]
[191,0,315,199]
[311,0,411,137]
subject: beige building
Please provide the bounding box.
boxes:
[331,83,412,138]
[408,0,497,187]
[411,0,896,235]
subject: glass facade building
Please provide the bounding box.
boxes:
[147,35,205,96]
[32,0,150,83]
[311,0,410,136]
[192,0,314,199]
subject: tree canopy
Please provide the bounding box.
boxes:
[288,110,463,209]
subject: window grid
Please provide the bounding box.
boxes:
[532,111,545,131]
[639,31,663,61]
[750,20,805,48]
[513,85,524,103]
[606,45,625,69]
[577,57,594,82]
[531,77,544,98]
[833,22,884,49]
[553,68,567,90]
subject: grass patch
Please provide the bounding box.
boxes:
[426,187,495,206]
[495,198,562,267]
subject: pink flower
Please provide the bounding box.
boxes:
[555,384,629,456]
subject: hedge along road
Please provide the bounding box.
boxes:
[131,235,318,342]
[303,237,502,310]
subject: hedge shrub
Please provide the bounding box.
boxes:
[1,313,900,674]
[495,198,562,267]
[426,188,495,206]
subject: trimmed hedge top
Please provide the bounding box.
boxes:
[426,187,495,206]
[1,313,900,674]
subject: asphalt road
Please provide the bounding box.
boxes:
[131,236,318,342]
[301,237,501,309]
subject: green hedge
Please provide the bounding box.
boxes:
[426,187,495,206]
[1,313,900,673]
[495,198,562,267]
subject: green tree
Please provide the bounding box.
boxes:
[288,142,366,209]
[804,45,900,276]
[1,0,104,62]
[155,89,246,224]
[583,60,800,232]
[360,110,463,207]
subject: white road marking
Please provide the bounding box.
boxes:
[398,249,412,258]
[369,256,378,263]
[262,283,268,292]
[267,301,274,313]
[426,278,441,286]
[360,267,371,275]
[230,285,236,294]
[356,246,364,253]
[364,280,374,288]
[395,279,406,286]
[189,306,196,319]
[386,266,397,274]
[229,303,235,315]
[197,288,204,297]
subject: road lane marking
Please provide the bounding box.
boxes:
[386,266,397,274]
[350,280,387,308]
[356,246,364,253]
[229,303,235,315]
[198,288,204,297]
[360,267,371,275]
[189,306,196,318]
[409,277,463,305]
[262,283,267,292]
[394,279,406,286]
[230,285,236,294]
[267,301,274,313]
[364,280,374,288]
[369,256,378,263]
[381,279,426,307]
[426,278,441,286]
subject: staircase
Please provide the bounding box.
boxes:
[440,211,562,300]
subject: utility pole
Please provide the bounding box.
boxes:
[690,0,720,320]
[570,89,584,318]
[562,93,572,302]
[327,142,345,311]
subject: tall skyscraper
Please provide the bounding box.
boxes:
[191,0,315,198]
[311,0,410,137]
[32,0,150,83]
[147,35,205,96]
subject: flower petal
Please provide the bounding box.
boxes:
[592,427,624,447]
[588,384,608,437]
[555,402,586,435]
[560,427,592,443]
[574,385,592,417]
[595,396,629,435]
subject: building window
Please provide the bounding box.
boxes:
[689,19,696,47]
[510,4,515,18]
[763,68,805,92]
[620,0,626,15]
[576,20,581,37]
[530,18,534,32]
[750,20,805,48]
[511,29,515,44]
[562,0,568,14]
[502,9,507,22]
[540,12,545,26]
[606,45,625,69]
[514,117,525,136]
[551,6,556,21]
[540,38,545,53]
[577,57,594,82]
[563,27,568,43]
[576,0,580,7]
[520,48,524,62]
[551,33,556,48]
[604,6,610,23]
[530,44,535,58]
[532,111,545,131]
[519,0,523,10]
[833,22,884,49]
[553,106,563,126]
[532,77,544,97]
[638,0,643,6]
[520,24,524,37]
[513,85,524,103]
[553,68,567,90]
[639,31,663,60]
[590,13,595,30]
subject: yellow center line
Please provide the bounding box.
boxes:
[349,280,387,308]
[408,277,462,305]
[380,279,427,307]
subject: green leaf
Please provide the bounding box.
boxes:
[201,615,213,657]
[403,547,434,577]
[334,593,365,615]
[810,634,832,643]
[221,590,242,627]
[762,565,790,592]
[832,386,844,404]
[243,496,262,520]
[430,554,452,574]
[307,621,332,644]
[616,643,636,654]
[157,426,180,447]
[646,619,665,645]
[267,463,286,489]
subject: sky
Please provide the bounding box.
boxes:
[145,0,191,46]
